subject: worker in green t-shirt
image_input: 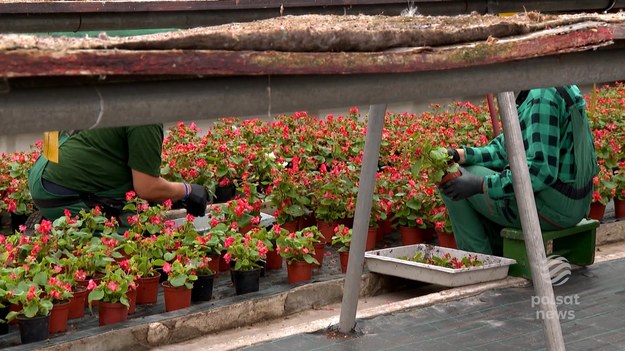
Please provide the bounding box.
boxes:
[28,124,208,230]
[439,86,598,255]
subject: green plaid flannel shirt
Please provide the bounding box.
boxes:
[463,86,586,200]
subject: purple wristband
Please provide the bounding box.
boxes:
[183,183,190,202]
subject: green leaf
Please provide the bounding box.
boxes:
[24,303,38,318]
[216,167,228,178]
[33,272,48,286]
[6,311,19,322]
[406,199,421,211]
[286,204,305,217]
[410,159,423,177]
[120,296,130,308]
[169,275,186,288]
[88,289,104,303]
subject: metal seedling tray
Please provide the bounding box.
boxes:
[364,244,516,287]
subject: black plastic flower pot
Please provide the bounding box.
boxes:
[0,306,9,335]
[229,260,265,284]
[231,268,261,295]
[191,274,215,302]
[10,213,29,233]
[17,314,50,344]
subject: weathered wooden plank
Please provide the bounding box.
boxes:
[0,0,408,13]
[1,13,623,53]
[0,23,614,78]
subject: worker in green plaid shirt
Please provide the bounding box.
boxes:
[440,85,598,255]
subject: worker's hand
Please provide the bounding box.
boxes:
[439,168,484,201]
[184,184,209,217]
[447,148,460,163]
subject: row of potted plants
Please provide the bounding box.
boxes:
[157,86,623,240]
[586,83,625,220]
[158,103,496,246]
[0,189,364,344]
[3,85,623,241]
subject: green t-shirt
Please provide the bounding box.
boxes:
[43,124,164,195]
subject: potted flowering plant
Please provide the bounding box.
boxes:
[5,269,53,344]
[250,225,284,270]
[311,162,358,223]
[391,172,435,246]
[296,225,326,266]
[310,162,358,242]
[418,145,460,185]
[52,255,90,320]
[188,251,215,302]
[44,272,73,334]
[161,256,197,290]
[590,165,617,220]
[586,83,625,170]
[331,224,352,273]
[430,204,457,249]
[276,230,319,265]
[87,266,135,326]
[276,229,319,284]
[71,238,114,286]
[160,258,197,312]
[224,232,268,272]
[123,192,171,236]
[161,122,218,194]
[6,278,53,322]
[3,145,40,229]
[223,232,268,295]
[221,197,261,233]
[86,267,134,307]
[613,161,625,219]
[331,224,352,253]
[265,157,312,229]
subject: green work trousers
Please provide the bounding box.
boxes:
[28,149,131,233]
[441,165,592,255]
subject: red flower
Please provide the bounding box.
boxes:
[87,279,98,290]
[107,281,118,292]
[224,237,235,248]
[26,285,37,301]
[162,262,172,274]
[126,190,137,201]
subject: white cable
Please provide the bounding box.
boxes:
[267,75,272,119]
[90,87,104,129]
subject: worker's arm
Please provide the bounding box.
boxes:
[131,169,187,203]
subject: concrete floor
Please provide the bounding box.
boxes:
[153,241,625,351]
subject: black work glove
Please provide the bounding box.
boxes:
[184,184,209,217]
[447,148,460,163]
[440,168,484,201]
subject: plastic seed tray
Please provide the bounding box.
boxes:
[174,212,276,233]
[364,244,517,287]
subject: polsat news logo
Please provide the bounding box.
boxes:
[546,255,571,286]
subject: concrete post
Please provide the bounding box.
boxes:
[338,104,386,333]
